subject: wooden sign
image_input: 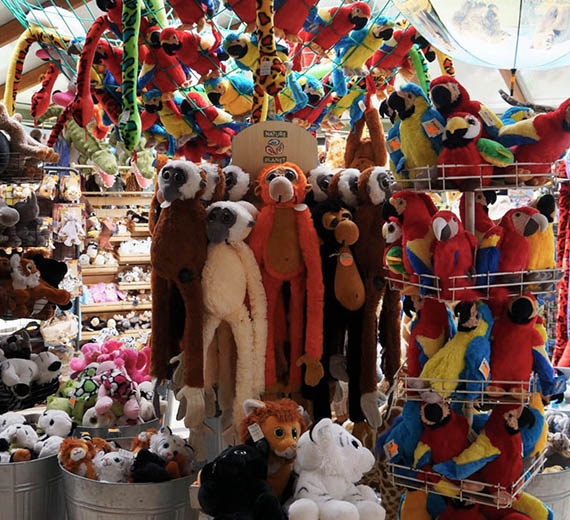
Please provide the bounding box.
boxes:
[231,121,318,179]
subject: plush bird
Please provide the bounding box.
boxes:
[481,492,553,520]
[429,75,502,137]
[301,2,372,56]
[168,0,214,31]
[520,393,547,460]
[414,401,470,470]
[388,190,438,282]
[476,206,548,278]
[434,403,525,491]
[141,90,196,144]
[204,75,253,117]
[93,40,123,85]
[526,194,556,271]
[274,0,319,42]
[459,191,497,244]
[223,33,290,73]
[406,297,456,378]
[431,210,478,300]
[160,28,223,82]
[224,0,256,29]
[439,500,486,520]
[487,294,554,396]
[438,113,514,189]
[498,97,570,183]
[420,302,493,401]
[382,217,408,282]
[500,106,535,126]
[380,101,405,175]
[387,83,445,179]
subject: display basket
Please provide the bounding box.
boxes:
[0,152,45,184]
[387,267,562,302]
[73,417,161,439]
[0,377,59,414]
[398,162,565,192]
[386,452,546,509]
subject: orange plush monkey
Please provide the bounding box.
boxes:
[248,163,325,394]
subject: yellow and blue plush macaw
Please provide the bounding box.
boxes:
[271,72,319,116]
[223,33,290,73]
[398,490,447,520]
[204,74,253,117]
[520,393,547,459]
[380,100,405,175]
[420,302,493,402]
[500,106,536,126]
[387,83,445,178]
[326,77,366,128]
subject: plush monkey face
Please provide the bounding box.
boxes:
[257,163,308,205]
[206,201,257,244]
[307,166,333,203]
[365,167,395,205]
[322,207,359,247]
[222,165,250,201]
[337,169,360,209]
[158,160,206,207]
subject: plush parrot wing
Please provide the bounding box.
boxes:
[420,334,465,397]
[475,225,503,283]
[476,138,514,167]
[520,395,546,459]
[420,107,446,153]
[532,343,556,396]
[497,115,540,147]
[385,244,407,275]
[229,74,254,96]
[433,431,501,480]
[406,235,433,275]
[413,441,432,469]
[386,122,405,173]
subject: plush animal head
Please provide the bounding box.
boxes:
[507,293,539,325]
[38,409,73,437]
[10,254,41,290]
[223,33,251,60]
[13,193,40,223]
[131,429,158,453]
[454,301,482,332]
[358,166,396,206]
[500,207,548,238]
[389,191,438,221]
[1,358,38,397]
[0,330,31,360]
[159,28,184,55]
[58,437,96,466]
[35,435,64,458]
[199,163,226,203]
[429,75,471,116]
[81,408,115,428]
[222,165,251,201]
[328,168,360,209]
[157,160,207,207]
[0,198,19,227]
[94,450,133,482]
[256,163,309,206]
[382,217,402,245]
[379,100,397,124]
[240,399,306,461]
[206,201,258,243]
[295,418,374,483]
[388,83,430,120]
[442,113,483,149]
[31,351,62,384]
[311,199,359,248]
[420,400,451,429]
[0,411,26,433]
[150,426,192,463]
[343,2,371,30]
[432,210,464,242]
[307,166,333,203]
[0,423,38,450]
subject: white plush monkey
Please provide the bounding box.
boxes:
[222,164,251,201]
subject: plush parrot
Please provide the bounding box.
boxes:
[429,75,503,138]
[433,403,525,490]
[498,97,570,182]
[438,113,514,190]
[223,33,290,73]
[142,90,196,143]
[388,190,438,282]
[325,77,367,129]
[334,20,394,76]
[204,75,253,117]
[274,0,320,42]
[382,217,408,282]
[285,76,335,131]
[380,101,405,176]
[406,296,456,378]
[421,302,493,401]
[168,0,214,31]
[431,210,478,300]
[224,0,256,29]
[520,393,547,460]
[438,500,486,520]
[459,191,497,244]
[93,40,123,86]
[500,106,535,126]
[476,206,548,278]
[487,294,555,396]
[301,2,372,56]
[481,493,553,520]
[387,83,445,178]
[414,401,470,471]
[160,28,223,82]
[526,194,556,270]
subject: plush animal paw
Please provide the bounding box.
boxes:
[288,498,319,520]
[175,386,205,429]
[360,392,382,429]
[296,355,324,387]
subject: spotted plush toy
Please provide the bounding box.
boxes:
[95,366,140,420]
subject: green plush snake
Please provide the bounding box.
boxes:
[408,46,430,95]
[120,0,142,150]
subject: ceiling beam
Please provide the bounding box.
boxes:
[0,62,51,99]
[0,0,86,48]
[498,69,527,103]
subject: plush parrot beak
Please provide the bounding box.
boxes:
[445,116,468,135]
[524,213,548,236]
[433,216,452,241]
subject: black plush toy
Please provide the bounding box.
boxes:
[30,254,72,310]
[198,440,286,520]
[0,330,31,359]
[131,449,171,483]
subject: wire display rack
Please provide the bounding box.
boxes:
[386,452,546,509]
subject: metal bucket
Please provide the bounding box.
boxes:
[0,455,66,520]
[73,418,161,439]
[526,454,570,520]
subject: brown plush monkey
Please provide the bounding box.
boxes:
[344,108,387,171]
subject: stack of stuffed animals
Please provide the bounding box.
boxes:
[58,426,193,483]
[385,76,570,188]
[49,339,163,428]
[0,409,73,462]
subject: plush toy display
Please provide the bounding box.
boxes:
[58,437,98,479]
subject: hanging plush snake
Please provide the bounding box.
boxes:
[30,62,60,123]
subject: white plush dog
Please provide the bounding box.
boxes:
[288,418,385,520]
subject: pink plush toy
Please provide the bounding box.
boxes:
[70,342,104,373]
[94,362,140,420]
[120,347,151,384]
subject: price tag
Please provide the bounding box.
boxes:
[422,118,445,137]
[340,252,354,266]
[120,111,131,124]
[384,439,399,460]
[479,107,497,127]
[260,58,272,77]
[386,137,401,152]
[479,359,490,379]
[248,423,265,442]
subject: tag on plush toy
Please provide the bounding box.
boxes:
[295,203,308,212]
[479,359,490,380]
[248,423,265,442]
[340,252,353,266]
[118,448,134,459]
[479,107,498,127]
[260,57,272,77]
[386,136,401,152]
[384,439,399,460]
[422,119,445,137]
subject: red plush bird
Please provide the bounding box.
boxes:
[430,75,485,120]
[93,40,123,85]
[382,216,407,283]
[459,191,497,244]
[274,0,320,42]
[439,500,485,520]
[168,0,214,31]
[160,28,223,82]
[487,295,544,395]
[224,0,256,29]
[431,210,478,300]
[301,2,372,56]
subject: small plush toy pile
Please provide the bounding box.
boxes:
[381,190,556,298]
[0,409,73,462]
[0,328,63,413]
[0,192,49,247]
[50,339,163,427]
[58,426,193,483]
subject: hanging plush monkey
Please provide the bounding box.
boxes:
[308,198,365,422]
[247,163,324,397]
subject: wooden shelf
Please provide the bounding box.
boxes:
[118,253,150,264]
[81,328,151,341]
[117,282,151,291]
[81,301,152,314]
[109,233,132,243]
[129,223,150,236]
[81,264,119,275]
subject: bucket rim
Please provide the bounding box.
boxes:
[0,454,58,467]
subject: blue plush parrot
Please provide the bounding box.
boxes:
[520,393,546,459]
[387,82,445,178]
[420,302,493,401]
[500,106,536,126]
[223,33,290,73]
[204,74,253,117]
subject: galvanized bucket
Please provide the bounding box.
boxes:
[0,455,66,520]
[526,454,570,520]
[73,418,161,439]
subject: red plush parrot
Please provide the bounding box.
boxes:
[224,0,257,29]
[301,2,371,56]
[407,297,454,378]
[274,0,320,42]
[499,97,570,180]
[487,294,545,396]
[431,210,478,300]
[459,191,497,244]
[382,216,407,282]
[388,191,438,282]
[438,113,513,189]
[439,500,486,520]
[160,28,224,82]
[93,40,123,85]
[168,0,214,31]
